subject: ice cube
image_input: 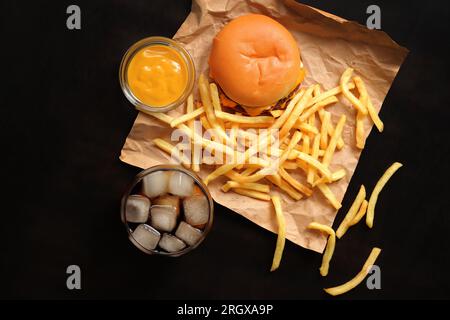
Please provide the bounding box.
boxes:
[175,221,203,246]
[150,206,178,232]
[154,194,180,215]
[130,224,160,251]
[125,195,150,223]
[142,171,169,198]
[158,233,186,253]
[168,171,194,197]
[183,194,209,228]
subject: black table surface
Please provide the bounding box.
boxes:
[1,0,449,300]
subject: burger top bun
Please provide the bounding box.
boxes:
[209,14,303,108]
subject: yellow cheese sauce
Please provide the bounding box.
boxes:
[127,45,188,107]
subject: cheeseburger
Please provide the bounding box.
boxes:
[209,14,305,116]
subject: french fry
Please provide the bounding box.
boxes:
[246,157,270,168]
[292,150,332,181]
[224,168,258,183]
[307,134,321,185]
[353,76,368,149]
[330,169,346,181]
[271,89,305,129]
[203,132,273,185]
[143,109,239,162]
[234,165,259,177]
[207,164,259,185]
[295,159,309,174]
[152,138,191,168]
[224,170,239,180]
[367,96,384,133]
[283,136,292,146]
[308,82,355,107]
[270,110,284,118]
[366,162,403,228]
[170,107,205,128]
[299,133,311,175]
[270,196,286,271]
[302,135,310,155]
[187,121,235,159]
[320,111,330,150]
[199,74,219,124]
[308,222,336,276]
[324,248,381,296]
[313,169,347,186]
[356,111,366,149]
[221,181,270,193]
[200,115,212,130]
[282,161,298,170]
[186,95,195,170]
[296,122,319,136]
[291,144,323,156]
[241,167,258,176]
[317,184,342,209]
[340,68,368,115]
[313,84,322,97]
[216,111,274,125]
[186,94,194,113]
[336,185,366,239]
[279,167,313,196]
[225,169,252,181]
[225,122,271,129]
[140,109,215,158]
[230,120,239,144]
[299,96,338,122]
[137,107,174,124]
[209,83,223,113]
[233,188,271,201]
[348,199,368,227]
[322,115,346,167]
[282,142,294,160]
[267,175,303,201]
[260,131,302,176]
[318,110,345,150]
[308,116,316,139]
[353,76,384,132]
[280,86,314,137]
[199,74,234,146]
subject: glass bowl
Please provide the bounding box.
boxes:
[121,165,214,257]
[119,36,195,113]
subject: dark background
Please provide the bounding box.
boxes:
[1,0,449,300]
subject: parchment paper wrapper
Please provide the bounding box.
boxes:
[120,0,408,252]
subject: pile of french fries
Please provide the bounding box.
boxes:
[145,68,384,211]
[139,66,402,296]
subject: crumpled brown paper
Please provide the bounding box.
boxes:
[120,0,408,253]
